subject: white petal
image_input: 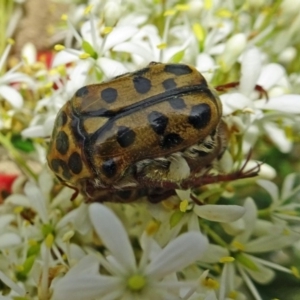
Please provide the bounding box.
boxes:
[103,1,122,26]
[194,204,245,223]
[256,179,278,203]
[222,217,245,236]
[52,51,78,67]
[237,266,263,300]
[255,94,300,113]
[257,63,285,89]
[239,47,262,96]
[57,203,91,236]
[281,173,298,200]
[205,21,232,49]
[0,233,22,248]
[0,215,15,228]
[89,204,136,273]
[118,13,148,27]
[241,255,275,284]
[219,262,232,300]
[52,273,122,300]
[68,243,86,262]
[254,162,276,180]
[38,169,53,197]
[0,270,26,296]
[221,93,252,116]
[168,153,190,181]
[113,42,154,62]
[24,182,49,224]
[22,43,37,65]
[5,194,30,207]
[21,126,46,138]
[51,187,74,208]
[43,115,57,136]
[239,159,276,180]
[220,33,247,71]
[162,38,192,62]
[218,150,234,174]
[245,232,300,253]
[274,212,300,222]
[263,122,292,153]
[140,233,161,264]
[243,124,260,153]
[201,244,229,263]
[145,232,208,279]
[1,72,35,87]
[66,60,92,97]
[204,291,218,300]
[103,26,139,52]
[97,57,128,78]
[0,85,23,108]
[66,254,100,277]
[234,198,257,243]
[196,53,216,82]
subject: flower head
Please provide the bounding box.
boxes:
[52,203,209,300]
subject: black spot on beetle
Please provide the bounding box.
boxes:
[168,97,186,110]
[56,131,69,155]
[68,152,83,174]
[101,87,118,104]
[75,86,89,97]
[116,126,136,148]
[188,103,211,129]
[102,159,117,178]
[51,159,72,180]
[133,76,152,94]
[56,111,68,127]
[164,64,193,76]
[148,111,169,135]
[162,78,177,90]
[161,133,183,149]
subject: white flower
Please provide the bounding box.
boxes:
[0,41,35,110]
[229,198,299,298]
[52,203,209,300]
[4,170,90,298]
[220,46,300,154]
[256,174,300,224]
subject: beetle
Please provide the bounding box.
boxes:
[47,62,259,203]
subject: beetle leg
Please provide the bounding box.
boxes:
[215,82,268,100]
[135,159,261,191]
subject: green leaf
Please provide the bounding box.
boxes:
[42,223,54,237]
[171,50,185,63]
[235,253,259,271]
[11,135,34,153]
[27,244,40,257]
[23,255,36,274]
[82,40,98,59]
[169,211,184,228]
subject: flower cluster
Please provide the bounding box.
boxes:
[0,1,300,300]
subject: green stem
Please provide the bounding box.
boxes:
[201,222,228,248]
[257,207,271,219]
[0,0,14,73]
